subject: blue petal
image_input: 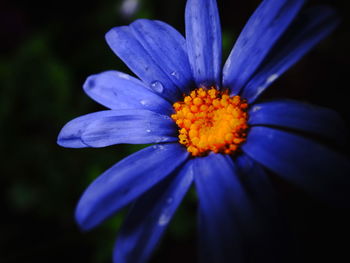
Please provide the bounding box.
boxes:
[75,143,189,230]
[242,6,340,102]
[235,154,296,262]
[249,100,347,144]
[113,161,193,263]
[195,154,296,262]
[223,0,305,94]
[129,20,194,95]
[57,110,116,148]
[185,0,222,87]
[242,127,350,207]
[57,110,178,148]
[194,154,246,263]
[83,71,173,115]
[106,19,193,102]
[81,110,178,147]
[235,154,279,213]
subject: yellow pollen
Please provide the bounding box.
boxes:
[171,87,249,157]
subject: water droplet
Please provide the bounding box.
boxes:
[266,74,279,84]
[146,129,151,133]
[158,213,170,226]
[157,144,165,150]
[154,137,169,143]
[150,81,164,94]
[252,106,261,112]
[170,71,179,79]
[152,144,165,150]
[116,72,131,80]
[140,100,148,106]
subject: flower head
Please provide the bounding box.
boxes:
[58,0,350,262]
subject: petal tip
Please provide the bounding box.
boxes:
[82,74,97,93]
[56,122,88,148]
[75,200,96,232]
[105,26,126,50]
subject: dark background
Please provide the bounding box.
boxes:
[1,0,349,262]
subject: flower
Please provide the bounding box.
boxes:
[57,0,350,262]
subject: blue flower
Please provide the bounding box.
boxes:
[57,0,350,262]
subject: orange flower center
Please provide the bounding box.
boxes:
[171,87,249,156]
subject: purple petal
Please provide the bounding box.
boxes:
[113,161,193,263]
[75,143,189,230]
[194,154,245,262]
[57,110,116,148]
[242,6,340,102]
[242,126,350,207]
[106,19,193,102]
[57,110,178,148]
[195,153,296,262]
[249,100,347,144]
[235,154,279,213]
[235,154,296,262]
[185,0,222,87]
[83,71,173,115]
[129,20,194,95]
[223,0,305,94]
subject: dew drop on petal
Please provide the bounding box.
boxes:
[116,72,131,80]
[252,105,261,112]
[154,137,162,143]
[158,213,171,226]
[150,81,164,94]
[157,144,165,150]
[140,100,148,106]
[170,71,180,79]
[266,74,279,84]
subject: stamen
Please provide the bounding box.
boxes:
[171,87,249,156]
